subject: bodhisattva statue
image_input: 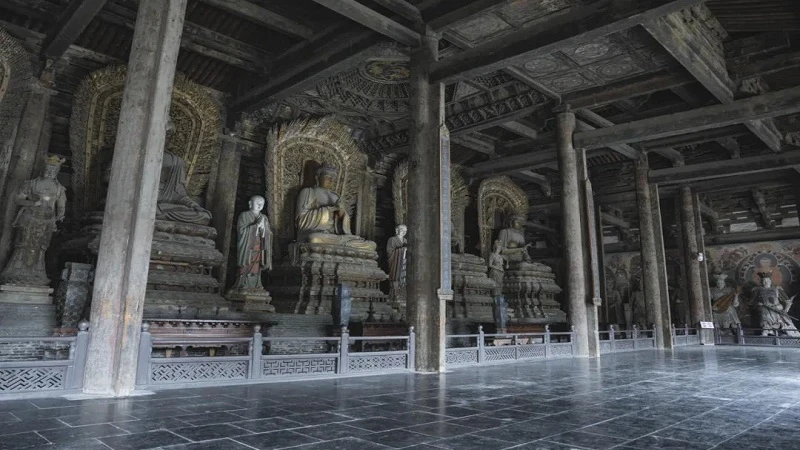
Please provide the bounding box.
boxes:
[487,240,506,296]
[628,277,647,330]
[710,273,741,334]
[156,118,212,226]
[295,164,374,250]
[386,224,407,312]
[0,155,67,286]
[752,272,799,337]
[497,214,532,263]
[233,195,272,290]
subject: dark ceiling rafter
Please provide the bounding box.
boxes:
[41,0,109,61]
[311,0,420,46]
[199,0,314,40]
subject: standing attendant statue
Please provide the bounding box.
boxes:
[386,224,408,315]
[710,273,741,334]
[227,195,274,312]
[487,240,506,296]
[752,272,798,337]
[0,155,66,287]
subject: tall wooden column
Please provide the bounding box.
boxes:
[651,184,673,348]
[635,155,669,349]
[210,135,242,292]
[680,186,707,339]
[556,109,590,357]
[83,0,188,397]
[0,73,56,267]
[407,30,447,372]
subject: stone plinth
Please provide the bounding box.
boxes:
[0,284,53,304]
[450,253,497,322]
[54,262,93,329]
[227,289,274,313]
[504,261,566,324]
[0,302,56,336]
[269,243,389,321]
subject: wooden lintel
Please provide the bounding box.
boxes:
[600,212,630,229]
[566,70,694,109]
[501,121,539,140]
[575,119,641,160]
[312,0,420,46]
[369,0,422,23]
[430,0,702,83]
[649,150,800,185]
[200,0,313,40]
[451,135,495,155]
[428,0,508,32]
[41,0,108,60]
[651,148,684,164]
[574,85,800,150]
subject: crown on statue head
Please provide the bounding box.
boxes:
[757,271,773,279]
[316,163,338,177]
[44,154,66,167]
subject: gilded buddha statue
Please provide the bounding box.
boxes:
[295,164,375,250]
[497,214,532,263]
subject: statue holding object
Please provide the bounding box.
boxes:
[752,272,799,337]
[710,272,741,334]
[487,240,506,296]
[227,195,274,312]
[386,224,408,316]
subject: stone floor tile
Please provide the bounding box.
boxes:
[174,411,245,426]
[546,430,628,449]
[99,430,189,449]
[292,422,372,440]
[0,431,50,449]
[346,417,408,432]
[49,438,117,450]
[405,420,476,438]
[428,433,515,450]
[38,423,128,443]
[0,418,68,436]
[291,436,392,449]
[232,429,321,449]
[622,434,712,449]
[110,417,191,434]
[161,438,256,450]
[229,417,305,433]
[360,429,436,448]
[172,423,251,441]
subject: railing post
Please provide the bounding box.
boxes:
[671,323,676,347]
[570,325,576,355]
[408,326,415,371]
[609,324,616,352]
[736,324,744,345]
[632,325,639,350]
[250,325,263,380]
[775,332,781,346]
[69,321,90,389]
[652,323,658,349]
[544,325,551,359]
[477,325,485,364]
[135,322,152,387]
[338,326,349,374]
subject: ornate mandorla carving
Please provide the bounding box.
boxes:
[265,116,367,252]
[70,66,221,214]
[477,176,528,260]
[391,160,469,245]
[0,29,33,160]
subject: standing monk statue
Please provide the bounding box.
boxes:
[233,195,272,291]
[0,155,66,287]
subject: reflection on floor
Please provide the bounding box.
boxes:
[0,346,799,449]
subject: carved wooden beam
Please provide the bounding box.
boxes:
[199,0,314,40]
[574,85,800,150]
[428,0,509,32]
[368,0,422,23]
[429,0,702,83]
[566,70,694,109]
[600,211,630,229]
[312,0,420,46]
[451,135,496,156]
[41,0,108,61]
[574,111,642,160]
[501,121,539,140]
[751,189,776,229]
[649,150,800,185]
[515,170,552,198]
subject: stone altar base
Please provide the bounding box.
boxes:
[0,301,56,336]
[450,253,497,322]
[0,284,53,304]
[504,262,566,324]
[269,243,390,321]
[227,289,275,313]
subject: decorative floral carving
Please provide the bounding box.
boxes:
[0,29,33,160]
[70,66,221,214]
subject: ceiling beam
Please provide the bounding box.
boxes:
[41,0,108,61]
[649,150,800,185]
[501,121,539,140]
[644,11,784,153]
[312,0,420,46]
[199,0,314,40]
[451,135,496,155]
[429,0,702,83]
[575,110,643,160]
[368,0,422,23]
[600,212,630,229]
[565,70,694,109]
[231,31,381,114]
[573,85,800,150]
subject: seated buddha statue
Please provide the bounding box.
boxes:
[497,214,532,264]
[295,164,375,251]
[155,119,212,226]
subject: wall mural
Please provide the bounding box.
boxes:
[603,239,800,328]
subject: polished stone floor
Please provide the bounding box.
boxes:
[1,346,799,449]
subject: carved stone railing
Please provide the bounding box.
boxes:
[672,324,702,347]
[135,324,415,389]
[445,325,576,367]
[715,325,800,348]
[0,323,89,399]
[598,325,658,354]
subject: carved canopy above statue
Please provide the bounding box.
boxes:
[392,159,469,250]
[265,117,367,252]
[70,66,221,214]
[478,176,529,260]
[0,29,32,161]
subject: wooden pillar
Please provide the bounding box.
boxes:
[356,169,378,241]
[210,135,242,292]
[407,30,447,372]
[680,187,706,331]
[651,185,673,349]
[0,73,56,267]
[83,0,188,397]
[557,109,590,357]
[635,155,668,349]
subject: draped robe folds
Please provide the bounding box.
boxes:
[386,236,407,287]
[754,286,799,336]
[156,151,212,225]
[498,227,529,263]
[233,210,272,290]
[711,286,741,329]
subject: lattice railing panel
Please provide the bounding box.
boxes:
[262,357,337,376]
[599,341,612,354]
[0,367,66,392]
[150,361,248,383]
[778,338,800,347]
[674,335,688,346]
[717,335,735,345]
[550,343,573,356]
[348,354,407,372]
[518,345,546,359]
[615,340,635,351]
[485,347,516,362]
[445,349,478,366]
[743,336,774,346]
[638,339,655,349]
[687,335,701,345]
